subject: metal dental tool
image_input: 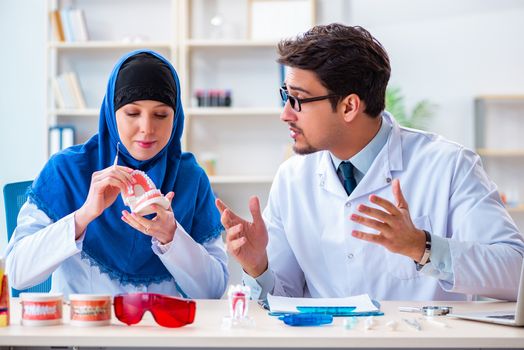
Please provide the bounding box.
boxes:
[113,142,120,168]
[399,306,453,317]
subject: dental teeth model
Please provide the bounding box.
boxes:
[121,170,170,215]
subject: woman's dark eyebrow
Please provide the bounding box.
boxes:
[128,102,169,108]
[154,103,170,108]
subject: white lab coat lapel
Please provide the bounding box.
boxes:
[316,152,348,199]
[349,113,404,200]
[315,113,404,199]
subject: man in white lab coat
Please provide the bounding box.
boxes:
[216,24,524,301]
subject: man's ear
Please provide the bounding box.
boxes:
[341,94,361,122]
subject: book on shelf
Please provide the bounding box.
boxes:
[53,8,89,42]
[60,9,74,42]
[53,72,86,109]
[51,77,65,109]
[67,72,87,109]
[69,9,89,42]
[50,10,65,42]
[49,125,76,155]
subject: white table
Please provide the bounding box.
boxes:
[1,299,523,349]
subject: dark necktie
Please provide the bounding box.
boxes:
[338,161,357,195]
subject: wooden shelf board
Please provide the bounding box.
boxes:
[477,149,524,157]
[475,95,524,101]
[507,206,524,213]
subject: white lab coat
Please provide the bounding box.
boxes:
[263,113,524,301]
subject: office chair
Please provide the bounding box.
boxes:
[3,180,52,297]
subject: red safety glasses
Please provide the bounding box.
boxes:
[114,293,196,328]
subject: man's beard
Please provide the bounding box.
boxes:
[289,123,320,155]
[292,141,319,155]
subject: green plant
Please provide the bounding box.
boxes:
[385,86,436,130]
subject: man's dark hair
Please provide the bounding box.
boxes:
[277,23,391,117]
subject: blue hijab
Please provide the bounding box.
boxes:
[29,50,223,286]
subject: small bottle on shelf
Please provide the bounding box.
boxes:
[224,89,232,107]
[194,89,205,107]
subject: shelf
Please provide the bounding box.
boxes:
[185,39,277,48]
[477,149,524,157]
[186,107,282,116]
[49,109,99,117]
[507,205,524,213]
[209,175,274,184]
[48,41,172,50]
[475,95,524,101]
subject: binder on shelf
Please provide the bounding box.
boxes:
[49,125,76,155]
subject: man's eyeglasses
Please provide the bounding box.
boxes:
[114,293,196,328]
[279,86,339,112]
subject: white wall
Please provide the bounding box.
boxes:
[0,0,47,254]
[1,0,523,254]
[346,0,524,146]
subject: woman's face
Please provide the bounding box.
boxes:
[115,100,175,161]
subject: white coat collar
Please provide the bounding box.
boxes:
[316,111,404,199]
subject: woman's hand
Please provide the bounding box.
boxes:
[75,165,135,239]
[121,192,177,245]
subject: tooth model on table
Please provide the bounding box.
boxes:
[121,170,170,216]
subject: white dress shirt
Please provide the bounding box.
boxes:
[5,201,228,299]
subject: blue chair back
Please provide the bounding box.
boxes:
[3,180,52,297]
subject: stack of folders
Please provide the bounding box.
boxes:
[49,125,76,155]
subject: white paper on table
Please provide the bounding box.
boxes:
[267,293,379,313]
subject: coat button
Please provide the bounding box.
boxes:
[347,253,354,259]
[345,202,351,207]
[386,177,392,183]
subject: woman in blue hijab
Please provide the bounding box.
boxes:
[5,50,228,298]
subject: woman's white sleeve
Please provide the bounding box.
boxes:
[152,223,228,299]
[4,200,82,290]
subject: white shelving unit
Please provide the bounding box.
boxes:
[46,0,178,152]
[474,95,524,226]
[46,0,318,215]
[177,0,317,218]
